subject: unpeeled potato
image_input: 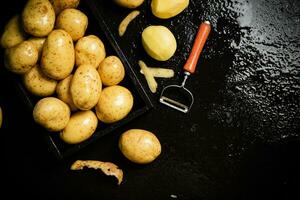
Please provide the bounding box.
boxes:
[98,56,125,86]
[50,0,80,15]
[56,75,77,111]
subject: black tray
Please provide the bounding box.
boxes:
[10,0,153,160]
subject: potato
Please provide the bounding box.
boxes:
[142,25,177,61]
[98,56,125,86]
[33,97,70,132]
[56,75,77,111]
[0,15,27,48]
[60,110,98,144]
[151,0,189,19]
[22,0,55,37]
[23,64,57,96]
[0,106,2,128]
[71,64,102,110]
[75,35,106,68]
[56,8,88,41]
[50,0,80,15]
[114,0,144,8]
[95,85,133,123]
[5,41,38,74]
[41,29,75,80]
[119,129,161,164]
[27,37,46,60]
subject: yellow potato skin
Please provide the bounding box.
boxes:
[119,129,161,164]
[151,0,189,19]
[41,29,75,80]
[142,25,177,61]
[33,97,70,132]
[5,40,38,74]
[75,35,106,68]
[95,85,133,123]
[22,0,55,37]
[1,15,27,48]
[56,75,77,111]
[114,0,144,8]
[98,56,125,86]
[50,0,80,15]
[56,8,88,41]
[27,37,46,60]
[23,65,57,97]
[71,64,102,110]
[60,110,98,144]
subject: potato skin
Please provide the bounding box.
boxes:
[56,75,77,111]
[95,85,133,123]
[5,41,38,74]
[119,129,161,164]
[41,29,75,80]
[60,110,98,144]
[1,15,27,48]
[71,64,102,110]
[56,8,88,41]
[114,0,144,8]
[27,37,46,60]
[151,0,189,19]
[75,35,106,68]
[50,0,80,15]
[22,0,55,37]
[23,65,57,96]
[98,56,125,86]
[33,97,70,132]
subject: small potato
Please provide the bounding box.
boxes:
[119,129,161,164]
[151,0,189,19]
[5,41,38,74]
[98,56,125,86]
[95,85,133,123]
[41,29,75,80]
[27,37,46,60]
[23,65,57,96]
[114,0,144,8]
[142,25,177,61]
[22,0,55,37]
[56,75,77,111]
[56,8,88,41]
[75,35,106,68]
[71,64,102,110]
[1,15,27,48]
[60,110,98,144]
[0,106,2,128]
[33,97,70,132]
[50,0,80,15]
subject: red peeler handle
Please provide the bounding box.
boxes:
[183,21,211,74]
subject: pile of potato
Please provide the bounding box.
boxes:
[1,0,134,144]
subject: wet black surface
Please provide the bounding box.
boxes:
[1,0,300,199]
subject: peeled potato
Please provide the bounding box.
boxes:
[142,25,177,61]
[114,0,144,8]
[98,56,125,86]
[119,129,161,164]
[151,0,189,19]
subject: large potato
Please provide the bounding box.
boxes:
[22,0,55,37]
[56,8,88,41]
[23,64,57,96]
[0,15,27,48]
[142,25,177,61]
[98,56,125,86]
[70,64,102,110]
[56,75,77,111]
[33,97,70,132]
[95,85,133,123]
[5,40,38,74]
[50,0,80,15]
[75,35,106,68]
[60,110,98,144]
[119,129,161,164]
[27,37,46,60]
[114,0,144,8]
[41,29,75,80]
[151,0,189,19]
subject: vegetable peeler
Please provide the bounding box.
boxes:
[159,21,211,113]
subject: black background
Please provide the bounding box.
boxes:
[1,0,300,199]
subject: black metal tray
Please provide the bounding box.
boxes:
[9,0,153,160]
